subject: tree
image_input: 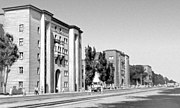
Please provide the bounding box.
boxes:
[106,62,114,84]
[97,52,108,83]
[130,65,146,85]
[85,45,96,88]
[0,33,19,93]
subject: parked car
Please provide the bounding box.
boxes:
[91,82,101,92]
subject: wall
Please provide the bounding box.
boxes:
[4,9,30,93]
[29,9,41,92]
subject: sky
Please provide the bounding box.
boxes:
[0,0,180,82]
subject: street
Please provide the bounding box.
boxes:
[56,87,180,108]
[0,87,178,108]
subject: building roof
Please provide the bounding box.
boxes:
[104,49,127,56]
[2,4,83,33]
[2,4,53,16]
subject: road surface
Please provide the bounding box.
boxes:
[0,87,178,108]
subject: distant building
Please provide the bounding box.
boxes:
[0,5,83,93]
[124,55,130,86]
[143,65,153,85]
[104,49,130,88]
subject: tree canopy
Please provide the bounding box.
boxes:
[0,33,19,93]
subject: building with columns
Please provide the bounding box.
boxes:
[104,49,130,88]
[0,5,83,93]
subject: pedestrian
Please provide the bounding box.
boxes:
[9,87,12,96]
[36,87,39,95]
[34,86,38,95]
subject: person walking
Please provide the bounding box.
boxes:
[34,86,39,95]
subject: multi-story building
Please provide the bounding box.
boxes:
[104,49,130,88]
[124,55,130,86]
[0,5,83,93]
[143,65,153,85]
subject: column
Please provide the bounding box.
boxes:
[75,34,79,91]
[40,14,45,94]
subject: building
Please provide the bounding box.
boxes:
[124,55,130,86]
[143,65,153,85]
[0,5,83,93]
[104,49,130,88]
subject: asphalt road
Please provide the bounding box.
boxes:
[0,87,176,108]
[42,87,180,108]
[99,87,180,108]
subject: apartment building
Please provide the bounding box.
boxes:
[0,5,83,93]
[104,49,130,88]
[143,65,153,85]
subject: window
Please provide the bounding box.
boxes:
[65,60,68,66]
[19,67,23,74]
[37,40,40,48]
[62,48,64,54]
[37,67,40,74]
[64,38,68,44]
[19,52,23,60]
[60,47,61,53]
[55,26,57,30]
[37,53,40,61]
[19,81,23,88]
[64,71,68,77]
[37,27,40,34]
[109,56,114,60]
[64,49,68,55]
[64,82,68,88]
[37,81,39,88]
[19,38,23,46]
[19,24,24,32]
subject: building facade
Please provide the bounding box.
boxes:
[104,49,130,88]
[143,65,153,85]
[0,5,83,93]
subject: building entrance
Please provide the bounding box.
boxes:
[55,69,61,93]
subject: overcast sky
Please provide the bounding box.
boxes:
[0,0,180,82]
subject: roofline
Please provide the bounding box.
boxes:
[52,17,83,33]
[2,4,53,16]
[52,17,69,28]
[143,65,152,68]
[69,25,83,33]
[104,49,126,55]
[2,4,83,33]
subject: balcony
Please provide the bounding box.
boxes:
[54,39,60,44]
[60,41,65,45]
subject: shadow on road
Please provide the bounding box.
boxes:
[84,88,180,108]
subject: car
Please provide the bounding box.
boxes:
[91,82,102,92]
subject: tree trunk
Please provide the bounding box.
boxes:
[3,66,8,94]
